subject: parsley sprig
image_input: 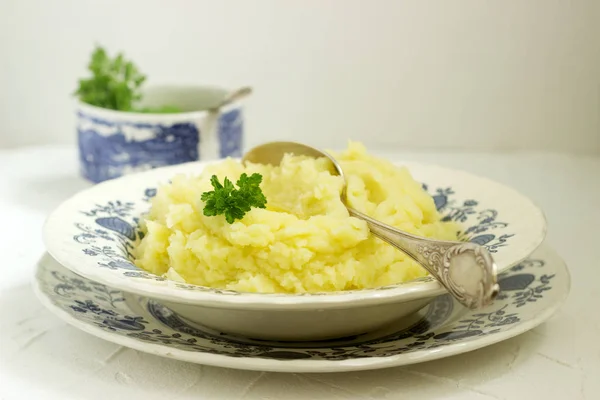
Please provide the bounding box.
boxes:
[201,173,267,223]
[74,45,181,113]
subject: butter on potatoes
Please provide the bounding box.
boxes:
[134,142,459,293]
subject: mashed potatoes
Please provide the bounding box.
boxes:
[134,142,459,293]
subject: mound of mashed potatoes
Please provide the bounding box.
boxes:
[134,142,459,293]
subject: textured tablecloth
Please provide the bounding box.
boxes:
[1,146,598,400]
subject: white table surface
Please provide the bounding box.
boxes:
[0,145,598,400]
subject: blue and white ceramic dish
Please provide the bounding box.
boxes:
[77,85,246,183]
[33,244,569,372]
[43,159,547,340]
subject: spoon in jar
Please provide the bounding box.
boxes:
[242,141,499,309]
[209,87,253,112]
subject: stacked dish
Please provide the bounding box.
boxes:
[36,144,569,372]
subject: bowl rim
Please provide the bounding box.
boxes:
[75,84,241,121]
[43,159,547,310]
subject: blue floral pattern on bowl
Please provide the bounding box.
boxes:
[71,183,514,292]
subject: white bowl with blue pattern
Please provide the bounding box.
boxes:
[43,159,547,341]
[77,85,245,183]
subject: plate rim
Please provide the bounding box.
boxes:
[32,243,569,373]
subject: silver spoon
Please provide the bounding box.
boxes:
[242,141,499,309]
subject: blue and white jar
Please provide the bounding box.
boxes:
[76,85,246,183]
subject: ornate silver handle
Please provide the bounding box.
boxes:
[348,208,499,309]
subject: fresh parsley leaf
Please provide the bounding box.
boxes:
[201,173,267,223]
[74,45,182,113]
[75,45,146,111]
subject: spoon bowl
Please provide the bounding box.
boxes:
[242,141,500,309]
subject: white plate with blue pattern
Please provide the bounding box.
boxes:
[33,243,569,373]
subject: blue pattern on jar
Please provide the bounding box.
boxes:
[77,112,200,183]
[218,108,243,158]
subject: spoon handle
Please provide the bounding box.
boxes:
[348,208,499,309]
[211,87,253,111]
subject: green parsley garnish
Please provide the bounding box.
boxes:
[74,45,181,113]
[201,173,267,223]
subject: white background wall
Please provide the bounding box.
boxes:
[0,0,598,153]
